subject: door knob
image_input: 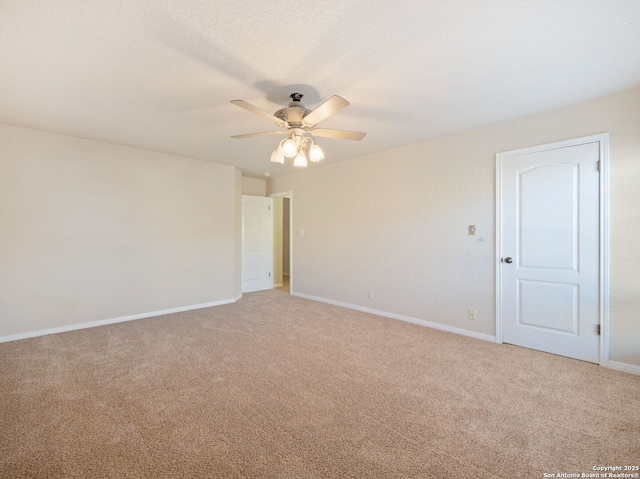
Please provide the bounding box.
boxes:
[503,257,513,264]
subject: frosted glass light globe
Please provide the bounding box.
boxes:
[282,138,297,158]
[309,144,324,162]
[293,151,308,167]
[270,145,284,164]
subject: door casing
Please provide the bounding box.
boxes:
[495,133,610,366]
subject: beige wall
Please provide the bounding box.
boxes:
[0,123,240,339]
[268,87,640,369]
[242,177,266,196]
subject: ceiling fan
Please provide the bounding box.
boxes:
[230,93,366,167]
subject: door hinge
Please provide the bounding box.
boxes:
[269,272,271,277]
[597,324,601,335]
[596,160,600,172]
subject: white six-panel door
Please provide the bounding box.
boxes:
[242,195,272,293]
[497,138,603,363]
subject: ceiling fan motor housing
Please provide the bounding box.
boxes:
[274,94,311,127]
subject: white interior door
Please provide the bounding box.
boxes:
[498,139,601,363]
[242,195,272,293]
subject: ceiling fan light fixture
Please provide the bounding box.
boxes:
[231,93,365,170]
[309,142,324,162]
[293,150,308,167]
[282,137,297,158]
[270,144,285,164]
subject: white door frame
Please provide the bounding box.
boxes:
[495,133,610,366]
[269,190,293,294]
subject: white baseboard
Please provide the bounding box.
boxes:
[607,360,640,376]
[0,295,243,344]
[292,293,640,376]
[291,292,496,343]
[6,292,638,377]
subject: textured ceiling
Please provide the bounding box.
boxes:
[2,0,639,178]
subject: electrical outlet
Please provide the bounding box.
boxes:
[468,309,477,320]
[368,291,375,300]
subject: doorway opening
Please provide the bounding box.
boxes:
[270,191,293,295]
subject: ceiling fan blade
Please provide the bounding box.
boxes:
[231,100,288,128]
[231,131,284,139]
[302,95,350,127]
[310,128,366,141]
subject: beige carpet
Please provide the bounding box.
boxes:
[1,288,638,478]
